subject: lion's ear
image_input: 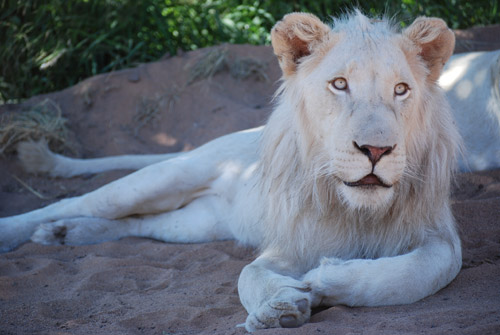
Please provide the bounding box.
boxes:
[271,13,331,77]
[403,17,455,82]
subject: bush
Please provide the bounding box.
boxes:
[1,0,499,102]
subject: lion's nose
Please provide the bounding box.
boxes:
[354,142,395,166]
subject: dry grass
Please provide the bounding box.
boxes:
[187,47,269,85]
[133,86,180,136]
[187,47,229,84]
[0,99,72,154]
[133,96,162,136]
[230,57,269,81]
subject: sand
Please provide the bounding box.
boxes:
[0,34,499,335]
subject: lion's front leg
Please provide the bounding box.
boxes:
[303,236,462,308]
[238,256,316,331]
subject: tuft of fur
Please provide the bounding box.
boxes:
[17,140,58,176]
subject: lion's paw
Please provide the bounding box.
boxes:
[31,217,114,246]
[244,288,311,332]
[31,221,69,245]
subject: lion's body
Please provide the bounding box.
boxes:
[440,50,500,171]
[1,12,465,331]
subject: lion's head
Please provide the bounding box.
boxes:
[261,12,459,214]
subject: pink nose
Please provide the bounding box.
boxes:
[354,142,395,166]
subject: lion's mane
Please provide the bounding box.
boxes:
[255,13,461,272]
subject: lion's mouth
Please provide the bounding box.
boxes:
[344,173,392,188]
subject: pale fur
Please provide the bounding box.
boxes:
[440,49,500,171]
[1,12,463,331]
[17,140,180,177]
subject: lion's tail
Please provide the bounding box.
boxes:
[17,140,181,178]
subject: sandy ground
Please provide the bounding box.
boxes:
[0,33,499,335]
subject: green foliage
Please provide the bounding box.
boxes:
[1,0,499,102]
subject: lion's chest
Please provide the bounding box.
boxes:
[286,214,420,270]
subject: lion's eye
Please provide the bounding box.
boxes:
[332,77,348,90]
[394,83,409,96]
[328,77,348,94]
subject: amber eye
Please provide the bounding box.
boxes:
[394,83,409,96]
[330,77,348,91]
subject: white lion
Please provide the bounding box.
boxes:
[1,12,463,331]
